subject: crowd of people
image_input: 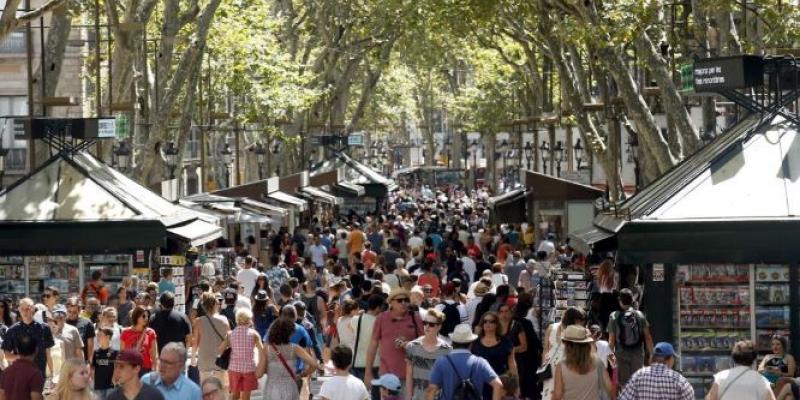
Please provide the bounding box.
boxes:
[0,183,795,400]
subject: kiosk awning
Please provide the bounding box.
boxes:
[568,225,616,255]
[333,181,365,196]
[299,186,342,205]
[267,191,308,211]
[166,219,223,247]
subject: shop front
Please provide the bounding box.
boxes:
[0,151,223,306]
[311,151,398,214]
[587,114,800,397]
[523,170,603,243]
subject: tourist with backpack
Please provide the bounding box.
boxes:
[435,283,467,336]
[404,309,452,400]
[608,288,654,388]
[427,323,504,400]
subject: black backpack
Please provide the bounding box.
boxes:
[445,355,481,400]
[440,302,461,336]
[616,309,644,348]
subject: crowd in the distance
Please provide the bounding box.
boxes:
[0,183,796,400]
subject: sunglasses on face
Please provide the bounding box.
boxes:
[423,321,440,327]
[393,297,410,303]
[42,294,51,299]
[482,319,498,325]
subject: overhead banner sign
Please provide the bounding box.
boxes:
[693,55,763,92]
[348,134,364,146]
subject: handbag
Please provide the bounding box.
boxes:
[271,343,303,392]
[206,316,231,370]
[536,324,563,382]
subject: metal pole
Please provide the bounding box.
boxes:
[25,0,35,169]
[234,122,241,185]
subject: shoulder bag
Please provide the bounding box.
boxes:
[271,343,303,392]
[719,368,750,400]
[206,316,231,370]
[352,314,363,366]
[536,324,562,383]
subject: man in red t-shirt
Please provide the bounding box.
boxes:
[81,270,110,305]
[364,288,422,395]
[1,333,45,400]
[362,242,378,270]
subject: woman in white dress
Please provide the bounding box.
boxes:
[541,307,586,400]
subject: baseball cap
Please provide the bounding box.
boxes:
[371,373,402,392]
[653,342,678,358]
[223,288,237,304]
[52,304,67,316]
[114,349,144,367]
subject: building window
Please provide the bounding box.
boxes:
[0,96,29,172]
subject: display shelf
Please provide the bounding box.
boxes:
[681,326,750,330]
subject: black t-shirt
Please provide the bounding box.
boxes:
[1,321,55,375]
[66,317,95,361]
[92,347,118,390]
[148,309,192,352]
[106,383,165,400]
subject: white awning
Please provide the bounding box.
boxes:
[334,181,365,196]
[267,191,308,211]
[299,186,342,205]
[166,219,224,246]
[237,209,277,224]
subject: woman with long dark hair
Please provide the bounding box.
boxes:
[251,273,271,300]
[472,293,497,329]
[509,294,543,400]
[252,290,277,340]
[119,305,158,376]
[472,311,516,400]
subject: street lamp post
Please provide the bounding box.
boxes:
[539,141,550,175]
[573,138,584,169]
[252,142,266,180]
[220,142,233,187]
[554,140,565,177]
[163,141,180,199]
[113,141,132,173]
[499,139,509,188]
[271,139,281,177]
[524,141,533,170]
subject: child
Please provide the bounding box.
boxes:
[92,327,118,398]
[370,373,402,400]
[499,374,520,400]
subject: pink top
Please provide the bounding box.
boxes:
[229,326,257,373]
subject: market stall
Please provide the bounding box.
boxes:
[522,170,603,242]
[0,151,223,303]
[585,114,800,397]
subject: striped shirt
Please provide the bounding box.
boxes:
[228,326,257,373]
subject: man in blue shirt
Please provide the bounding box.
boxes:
[141,342,201,400]
[427,324,503,400]
[281,305,314,372]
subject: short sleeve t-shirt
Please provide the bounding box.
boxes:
[0,321,55,375]
[404,338,452,390]
[429,351,498,400]
[1,358,44,400]
[92,347,118,390]
[319,374,370,400]
[57,323,84,359]
[106,382,166,400]
[607,308,649,354]
[372,311,423,376]
[66,317,96,360]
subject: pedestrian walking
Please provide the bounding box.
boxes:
[540,307,585,400]
[193,292,231,387]
[218,309,263,400]
[201,377,226,400]
[552,324,612,400]
[608,288,653,388]
[65,297,95,362]
[707,340,774,400]
[46,358,95,400]
[148,292,192,352]
[97,307,122,351]
[472,311,516,399]
[365,288,424,395]
[0,333,46,400]
[141,342,201,400]
[258,316,318,400]
[619,342,694,400]
[105,349,164,400]
[91,327,117,399]
[404,309,452,400]
[427,323,503,400]
[1,298,56,377]
[119,306,157,376]
[319,345,370,400]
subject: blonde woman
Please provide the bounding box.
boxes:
[219,308,263,400]
[552,325,612,400]
[96,307,121,351]
[404,309,452,400]
[46,358,96,400]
